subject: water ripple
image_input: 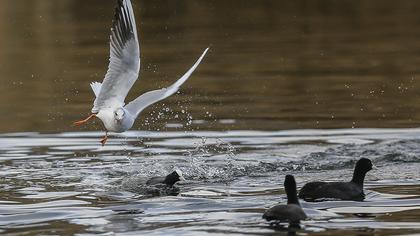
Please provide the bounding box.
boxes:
[0,129,420,234]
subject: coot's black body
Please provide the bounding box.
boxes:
[121,170,183,197]
[298,158,373,201]
[263,175,307,224]
[146,170,183,187]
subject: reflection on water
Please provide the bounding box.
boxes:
[1,1,420,132]
[1,129,420,235]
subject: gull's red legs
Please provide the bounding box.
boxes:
[73,114,96,126]
[73,114,108,146]
[100,131,108,146]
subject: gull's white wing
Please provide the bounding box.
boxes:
[91,0,140,113]
[125,48,209,118]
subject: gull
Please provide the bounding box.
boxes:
[73,0,209,145]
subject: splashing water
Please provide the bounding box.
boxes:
[1,129,420,235]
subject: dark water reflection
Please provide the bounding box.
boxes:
[2,1,420,132]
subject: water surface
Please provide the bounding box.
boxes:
[1,129,420,235]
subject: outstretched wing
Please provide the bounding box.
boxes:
[91,0,140,113]
[125,48,209,118]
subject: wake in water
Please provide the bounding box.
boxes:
[0,129,420,235]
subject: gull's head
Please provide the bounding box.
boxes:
[114,108,125,121]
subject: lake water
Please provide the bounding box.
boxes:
[1,0,420,235]
[1,130,420,235]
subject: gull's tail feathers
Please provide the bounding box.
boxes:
[90,82,102,97]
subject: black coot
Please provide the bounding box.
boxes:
[121,170,184,196]
[146,170,184,187]
[298,158,373,201]
[263,175,307,225]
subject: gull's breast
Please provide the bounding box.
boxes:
[96,109,133,133]
[96,109,117,132]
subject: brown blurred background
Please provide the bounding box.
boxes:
[1,0,420,133]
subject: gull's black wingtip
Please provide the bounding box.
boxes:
[113,0,124,22]
[110,0,136,49]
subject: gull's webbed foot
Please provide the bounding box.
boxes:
[73,114,96,126]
